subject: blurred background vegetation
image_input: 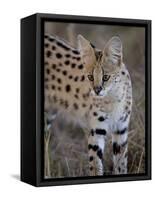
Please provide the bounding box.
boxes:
[44,22,145,178]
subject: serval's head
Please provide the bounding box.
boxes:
[78,35,123,96]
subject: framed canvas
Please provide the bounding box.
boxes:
[21,13,151,187]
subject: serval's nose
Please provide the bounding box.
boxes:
[94,86,102,95]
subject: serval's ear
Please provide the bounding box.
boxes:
[78,35,96,71]
[104,36,122,66]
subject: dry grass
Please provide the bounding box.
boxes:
[44,22,145,178]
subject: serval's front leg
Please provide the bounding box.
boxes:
[112,127,128,174]
[88,113,108,176]
[88,131,105,176]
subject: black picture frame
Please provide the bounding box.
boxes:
[21,13,151,187]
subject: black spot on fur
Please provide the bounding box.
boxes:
[97,149,103,160]
[82,103,86,107]
[74,94,79,99]
[93,112,98,116]
[52,85,56,90]
[91,129,94,136]
[52,46,56,50]
[127,101,131,105]
[113,142,121,155]
[56,41,70,51]
[98,116,105,121]
[58,87,61,91]
[56,53,62,59]
[88,144,99,151]
[45,43,49,48]
[66,84,71,92]
[93,145,99,151]
[49,37,55,42]
[44,62,48,65]
[88,144,93,150]
[121,71,125,75]
[69,75,73,79]
[125,106,128,110]
[46,50,52,57]
[46,68,50,74]
[72,50,79,55]
[56,68,60,72]
[76,88,80,93]
[57,78,61,84]
[65,60,70,65]
[78,64,83,70]
[45,35,49,39]
[89,156,94,161]
[96,129,106,135]
[71,63,76,68]
[74,76,78,82]
[76,57,81,61]
[66,54,71,58]
[117,127,127,135]
[82,94,86,99]
[51,75,55,80]
[90,166,93,171]
[73,103,78,110]
[82,93,89,100]
[52,64,56,69]
[81,75,85,81]
[62,70,67,76]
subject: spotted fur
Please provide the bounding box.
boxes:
[44,34,132,176]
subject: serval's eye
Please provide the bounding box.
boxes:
[87,75,94,81]
[103,75,110,82]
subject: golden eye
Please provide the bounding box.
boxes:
[103,75,110,82]
[87,75,94,81]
